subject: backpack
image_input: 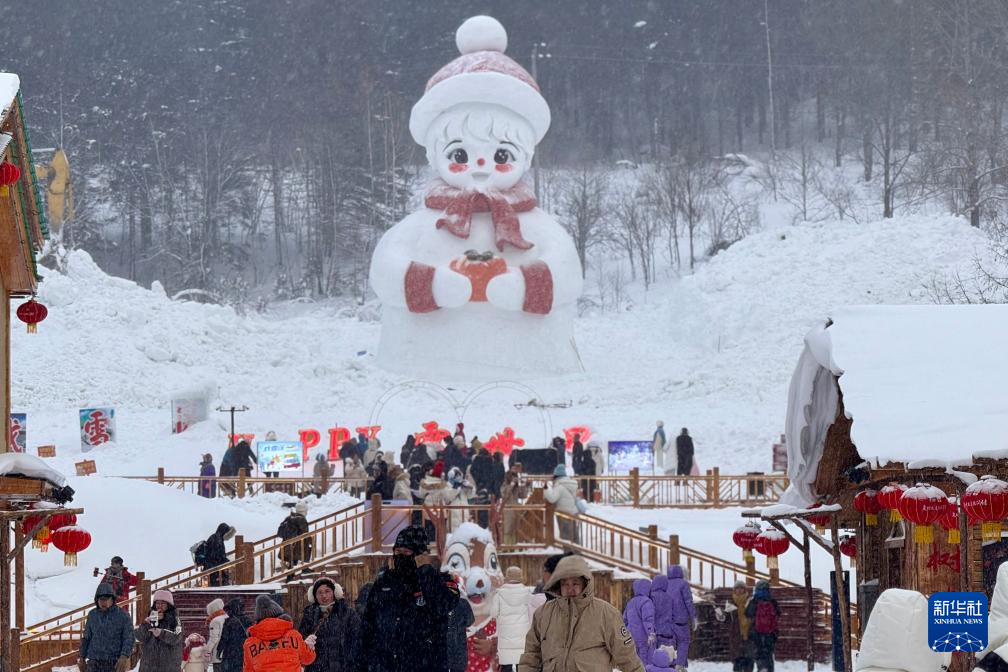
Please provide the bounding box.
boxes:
[754,600,778,635]
[190,540,208,567]
[277,517,297,540]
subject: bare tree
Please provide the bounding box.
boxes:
[556,168,609,278]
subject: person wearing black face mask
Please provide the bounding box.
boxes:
[361,526,460,672]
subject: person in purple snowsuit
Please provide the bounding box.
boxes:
[622,578,656,663]
[663,565,697,669]
[646,649,674,672]
[651,576,674,648]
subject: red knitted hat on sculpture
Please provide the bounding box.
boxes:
[409,15,551,146]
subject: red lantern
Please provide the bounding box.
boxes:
[48,511,78,532]
[22,502,59,551]
[878,484,908,522]
[50,526,91,566]
[938,498,961,545]
[0,160,20,197]
[732,522,761,562]
[962,475,1008,543]
[806,503,831,532]
[839,535,857,568]
[754,530,789,570]
[897,483,948,544]
[853,489,881,526]
[16,299,48,334]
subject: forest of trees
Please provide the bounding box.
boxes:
[3,1,1007,306]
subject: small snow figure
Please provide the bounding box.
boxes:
[369,15,584,376]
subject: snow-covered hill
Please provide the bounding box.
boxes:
[15,215,991,476]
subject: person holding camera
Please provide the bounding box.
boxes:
[79,583,134,672]
[135,589,184,671]
[94,556,138,606]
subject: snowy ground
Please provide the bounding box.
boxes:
[14,213,986,623]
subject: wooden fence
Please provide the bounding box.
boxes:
[129,467,789,508]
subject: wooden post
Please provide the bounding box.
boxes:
[648,525,659,570]
[769,565,780,586]
[233,535,245,583]
[630,468,640,508]
[138,578,152,624]
[803,529,814,672]
[157,467,165,484]
[830,516,852,672]
[14,526,24,631]
[745,553,756,586]
[237,468,247,499]
[370,494,383,552]
[545,502,556,547]
[0,520,10,672]
[712,467,721,507]
[285,581,307,620]
[705,469,714,502]
[242,541,255,584]
[668,534,680,566]
[7,628,18,672]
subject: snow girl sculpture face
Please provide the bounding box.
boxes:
[442,524,504,621]
[427,104,534,192]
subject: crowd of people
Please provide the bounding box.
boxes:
[87,526,775,672]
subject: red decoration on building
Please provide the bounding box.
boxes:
[938,498,961,545]
[878,484,908,522]
[839,536,857,568]
[926,547,961,573]
[853,489,881,526]
[16,298,47,334]
[50,525,91,566]
[484,427,525,455]
[732,522,761,562]
[563,426,592,450]
[961,475,1008,543]
[806,503,831,532]
[897,483,949,545]
[0,159,21,197]
[754,530,789,570]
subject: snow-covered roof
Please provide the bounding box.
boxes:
[0,453,67,487]
[0,73,20,124]
[781,304,1008,507]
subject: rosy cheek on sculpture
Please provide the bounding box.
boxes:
[448,163,467,173]
[494,164,513,173]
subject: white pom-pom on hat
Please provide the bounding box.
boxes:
[456,15,507,54]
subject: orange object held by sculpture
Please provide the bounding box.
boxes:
[450,253,508,302]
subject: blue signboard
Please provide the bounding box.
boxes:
[928,592,988,653]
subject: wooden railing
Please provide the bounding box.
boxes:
[131,468,789,508]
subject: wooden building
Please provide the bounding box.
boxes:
[778,305,1008,630]
[0,73,48,456]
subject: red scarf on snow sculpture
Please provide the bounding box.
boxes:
[425,180,536,252]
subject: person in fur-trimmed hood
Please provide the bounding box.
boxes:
[519,555,643,672]
[298,578,361,672]
[135,589,184,672]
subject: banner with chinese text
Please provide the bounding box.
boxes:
[171,398,208,434]
[9,413,26,453]
[79,408,116,452]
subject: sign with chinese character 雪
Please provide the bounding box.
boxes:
[928,592,988,652]
[9,413,26,452]
[79,408,116,452]
[171,398,208,434]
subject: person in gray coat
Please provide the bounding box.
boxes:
[135,589,184,671]
[78,583,135,672]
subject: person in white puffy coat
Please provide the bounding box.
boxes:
[491,567,535,672]
[204,598,228,671]
[544,465,580,542]
[975,562,1008,671]
[854,588,950,672]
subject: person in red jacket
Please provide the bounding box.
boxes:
[95,556,138,605]
[243,595,316,672]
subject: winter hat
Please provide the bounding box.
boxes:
[254,594,285,622]
[152,589,174,606]
[309,577,343,603]
[393,525,430,555]
[432,460,445,479]
[295,500,308,516]
[553,464,567,478]
[206,598,225,616]
[657,421,664,428]
[94,583,116,603]
[505,566,523,583]
[733,580,748,590]
[409,15,551,146]
[447,467,463,485]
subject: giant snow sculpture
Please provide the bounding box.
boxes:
[369,16,584,376]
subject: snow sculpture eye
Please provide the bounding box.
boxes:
[449,148,469,164]
[493,148,513,164]
[488,551,499,571]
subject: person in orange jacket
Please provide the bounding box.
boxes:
[243,595,316,672]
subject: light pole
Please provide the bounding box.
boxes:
[530,42,549,201]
